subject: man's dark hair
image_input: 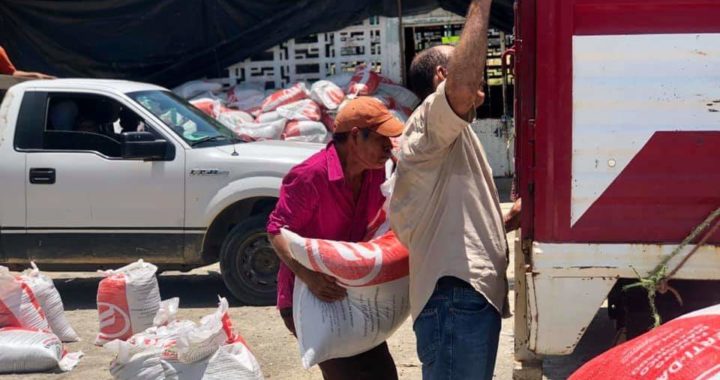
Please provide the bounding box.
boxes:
[332,128,371,144]
[408,45,454,101]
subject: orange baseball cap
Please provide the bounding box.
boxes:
[334,97,404,137]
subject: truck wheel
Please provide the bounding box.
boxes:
[220,214,278,306]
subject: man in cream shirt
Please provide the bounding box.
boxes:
[390,0,509,379]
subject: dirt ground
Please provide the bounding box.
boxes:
[1,198,615,379]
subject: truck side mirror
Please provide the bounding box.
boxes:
[122,133,174,161]
[122,131,156,142]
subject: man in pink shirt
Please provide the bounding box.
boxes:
[267,97,403,380]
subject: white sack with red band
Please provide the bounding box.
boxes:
[95,260,161,346]
[0,266,49,332]
[281,176,409,368]
[282,120,329,143]
[107,297,263,380]
[20,262,79,342]
[259,83,309,113]
[0,327,82,373]
[310,81,346,110]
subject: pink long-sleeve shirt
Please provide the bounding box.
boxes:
[267,143,386,310]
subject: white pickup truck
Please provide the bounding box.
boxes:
[0,77,319,305]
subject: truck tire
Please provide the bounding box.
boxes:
[220,214,279,306]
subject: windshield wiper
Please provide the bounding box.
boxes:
[190,135,230,146]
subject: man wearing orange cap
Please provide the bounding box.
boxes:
[267,97,403,379]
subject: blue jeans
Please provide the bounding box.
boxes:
[413,277,501,380]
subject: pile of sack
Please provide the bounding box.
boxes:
[281,175,410,368]
[174,65,420,144]
[95,260,263,380]
[0,263,82,373]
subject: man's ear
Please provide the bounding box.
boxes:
[349,127,360,143]
[435,65,447,81]
[475,90,486,107]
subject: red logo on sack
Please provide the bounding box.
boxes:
[97,302,131,339]
[96,274,132,342]
[305,231,409,286]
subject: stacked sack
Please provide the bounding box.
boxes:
[106,297,264,380]
[0,264,82,373]
[280,174,410,368]
[177,66,419,144]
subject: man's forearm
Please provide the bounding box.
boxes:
[446,0,492,116]
[269,233,309,278]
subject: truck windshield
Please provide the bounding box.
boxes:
[128,90,238,146]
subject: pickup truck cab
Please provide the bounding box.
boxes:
[0,77,320,305]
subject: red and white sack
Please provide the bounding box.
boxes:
[226,85,266,112]
[160,340,263,380]
[347,65,382,97]
[259,82,309,113]
[377,83,420,110]
[175,297,236,364]
[190,98,223,118]
[0,266,49,332]
[310,81,345,110]
[291,276,409,368]
[173,80,222,100]
[217,109,255,129]
[106,341,166,380]
[570,303,720,380]
[282,174,407,368]
[255,111,284,124]
[96,260,162,346]
[108,297,263,380]
[282,230,410,368]
[20,263,79,342]
[108,340,263,380]
[233,119,286,142]
[283,230,408,288]
[282,120,329,143]
[190,91,228,104]
[200,341,263,380]
[276,99,322,121]
[325,73,355,90]
[152,297,180,328]
[0,327,82,373]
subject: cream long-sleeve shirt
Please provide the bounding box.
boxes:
[390,81,509,320]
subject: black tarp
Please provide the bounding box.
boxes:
[0,0,513,87]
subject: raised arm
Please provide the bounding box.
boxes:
[445,0,492,118]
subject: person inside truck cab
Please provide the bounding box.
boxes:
[48,100,79,131]
[73,99,121,137]
[0,45,55,80]
[119,107,145,133]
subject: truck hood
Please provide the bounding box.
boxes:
[185,140,323,176]
[213,140,323,163]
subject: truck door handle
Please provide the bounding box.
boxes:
[29,168,56,184]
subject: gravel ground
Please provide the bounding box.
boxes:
[0,202,614,379]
